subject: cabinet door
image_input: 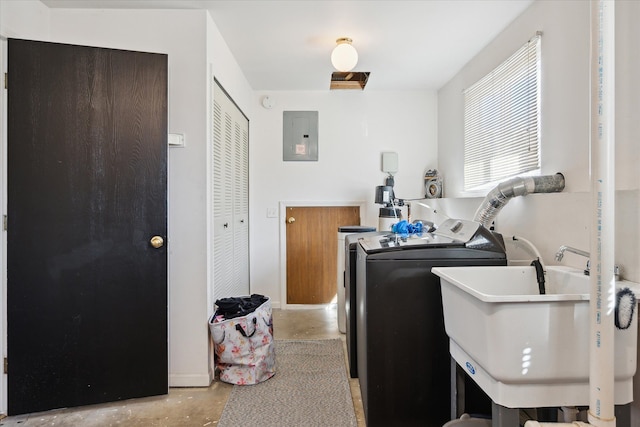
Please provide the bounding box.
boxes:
[213,80,249,298]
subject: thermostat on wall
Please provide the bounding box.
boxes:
[381,152,398,174]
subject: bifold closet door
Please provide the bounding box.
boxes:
[213,80,249,298]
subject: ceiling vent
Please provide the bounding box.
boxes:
[330,71,370,90]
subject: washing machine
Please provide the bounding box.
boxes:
[355,218,507,427]
[343,229,386,378]
[337,226,377,335]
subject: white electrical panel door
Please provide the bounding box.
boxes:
[283,111,318,161]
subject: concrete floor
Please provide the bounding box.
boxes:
[0,306,365,426]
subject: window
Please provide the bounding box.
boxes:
[464,33,541,191]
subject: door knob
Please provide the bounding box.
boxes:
[150,235,164,248]
[287,217,296,224]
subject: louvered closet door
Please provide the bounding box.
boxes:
[233,120,249,290]
[213,80,249,298]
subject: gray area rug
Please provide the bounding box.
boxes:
[218,339,357,427]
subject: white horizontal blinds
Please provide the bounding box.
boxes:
[464,34,541,190]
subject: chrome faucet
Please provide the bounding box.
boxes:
[554,245,589,262]
[555,245,622,279]
[555,245,590,275]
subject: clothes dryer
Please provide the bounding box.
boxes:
[355,219,506,427]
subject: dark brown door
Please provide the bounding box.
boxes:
[7,39,168,415]
[286,206,360,304]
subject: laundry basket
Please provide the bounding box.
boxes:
[209,294,276,385]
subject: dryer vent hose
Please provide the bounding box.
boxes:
[473,173,565,228]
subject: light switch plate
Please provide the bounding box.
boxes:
[267,207,279,218]
[168,133,185,147]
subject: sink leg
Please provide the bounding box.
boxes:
[615,403,630,427]
[451,357,466,419]
[491,402,518,427]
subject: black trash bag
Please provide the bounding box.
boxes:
[214,294,269,320]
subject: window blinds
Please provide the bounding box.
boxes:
[464,34,541,190]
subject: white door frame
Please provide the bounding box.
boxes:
[278,200,365,310]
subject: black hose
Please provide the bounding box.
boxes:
[531,259,545,295]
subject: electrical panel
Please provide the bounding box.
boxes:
[283,111,318,161]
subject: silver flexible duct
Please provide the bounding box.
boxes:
[473,173,565,228]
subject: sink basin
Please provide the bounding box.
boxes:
[432,265,639,409]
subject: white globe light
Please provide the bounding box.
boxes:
[331,38,358,72]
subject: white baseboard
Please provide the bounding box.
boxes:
[169,372,212,387]
[282,304,334,310]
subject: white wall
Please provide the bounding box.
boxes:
[249,90,438,305]
[437,0,639,280]
[0,0,50,39]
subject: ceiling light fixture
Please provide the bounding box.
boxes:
[331,37,358,72]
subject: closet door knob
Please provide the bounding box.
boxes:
[287,217,296,224]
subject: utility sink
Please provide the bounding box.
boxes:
[432,265,639,409]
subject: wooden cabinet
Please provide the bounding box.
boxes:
[213,80,249,298]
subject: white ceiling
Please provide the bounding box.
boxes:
[41,0,534,91]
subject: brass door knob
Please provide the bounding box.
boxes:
[287,217,296,224]
[150,235,164,248]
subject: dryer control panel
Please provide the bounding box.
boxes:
[358,218,504,254]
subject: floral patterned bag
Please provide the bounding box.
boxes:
[209,296,276,385]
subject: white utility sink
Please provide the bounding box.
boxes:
[432,265,639,409]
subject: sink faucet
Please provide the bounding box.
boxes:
[555,245,590,275]
[555,245,622,279]
[555,245,589,261]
